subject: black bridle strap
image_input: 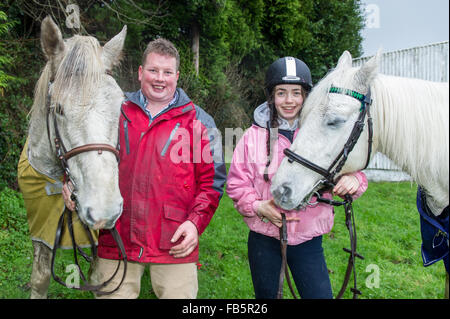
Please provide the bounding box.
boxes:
[327,105,368,177]
[281,86,372,299]
[277,214,298,299]
[283,87,372,184]
[335,195,363,299]
[50,208,127,296]
[285,149,332,180]
[327,88,373,175]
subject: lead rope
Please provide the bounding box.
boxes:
[50,206,127,296]
[317,193,363,299]
[277,214,298,299]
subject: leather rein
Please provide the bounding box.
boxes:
[279,86,373,299]
[45,80,127,296]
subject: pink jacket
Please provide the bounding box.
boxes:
[226,123,368,245]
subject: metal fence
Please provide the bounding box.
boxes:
[353,41,449,181]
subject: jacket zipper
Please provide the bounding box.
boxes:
[123,120,130,154]
[161,122,181,156]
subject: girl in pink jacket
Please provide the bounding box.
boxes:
[227,57,368,299]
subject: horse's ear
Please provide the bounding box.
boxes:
[40,16,65,60]
[335,51,353,69]
[354,50,380,87]
[102,25,127,71]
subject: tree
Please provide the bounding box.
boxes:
[241,0,364,83]
[0,0,366,189]
[0,7,30,189]
[0,9,16,94]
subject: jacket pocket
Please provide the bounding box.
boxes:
[159,203,187,250]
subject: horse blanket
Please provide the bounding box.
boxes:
[417,186,449,273]
[17,140,98,249]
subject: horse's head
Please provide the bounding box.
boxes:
[271,50,380,210]
[40,17,126,229]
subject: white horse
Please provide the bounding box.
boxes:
[271,50,449,296]
[17,17,126,298]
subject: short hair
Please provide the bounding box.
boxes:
[142,38,180,71]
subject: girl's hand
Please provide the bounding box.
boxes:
[256,199,300,228]
[333,174,360,197]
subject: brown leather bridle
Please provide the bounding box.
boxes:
[45,79,127,296]
[49,102,120,180]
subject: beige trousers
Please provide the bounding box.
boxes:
[90,257,198,299]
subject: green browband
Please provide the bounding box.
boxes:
[329,86,367,111]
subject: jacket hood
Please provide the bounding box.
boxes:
[253,102,299,131]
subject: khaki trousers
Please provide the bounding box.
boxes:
[90,257,198,299]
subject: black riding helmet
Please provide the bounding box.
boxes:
[264,56,313,96]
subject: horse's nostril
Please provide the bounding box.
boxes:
[273,184,292,201]
[281,184,292,198]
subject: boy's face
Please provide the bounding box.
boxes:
[138,52,179,106]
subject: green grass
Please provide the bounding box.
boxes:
[0,181,447,299]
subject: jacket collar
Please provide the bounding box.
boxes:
[124,88,192,113]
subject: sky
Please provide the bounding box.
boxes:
[359,0,449,57]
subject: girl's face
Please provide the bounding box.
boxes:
[273,84,304,125]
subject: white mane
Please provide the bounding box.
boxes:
[370,74,449,210]
[30,35,103,122]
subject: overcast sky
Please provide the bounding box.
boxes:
[359,0,449,57]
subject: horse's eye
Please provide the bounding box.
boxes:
[55,103,64,115]
[326,117,346,127]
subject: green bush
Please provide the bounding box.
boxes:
[0,187,28,233]
[0,187,32,296]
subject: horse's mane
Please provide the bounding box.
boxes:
[300,65,449,195]
[30,35,103,120]
[370,74,449,186]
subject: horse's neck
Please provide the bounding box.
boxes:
[27,106,62,179]
[372,74,449,215]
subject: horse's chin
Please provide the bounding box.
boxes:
[80,217,115,230]
[274,197,302,211]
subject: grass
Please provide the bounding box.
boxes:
[0,181,447,299]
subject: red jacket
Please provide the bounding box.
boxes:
[98,88,226,263]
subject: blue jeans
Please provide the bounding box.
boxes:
[247,231,333,299]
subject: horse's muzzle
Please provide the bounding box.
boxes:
[272,183,294,209]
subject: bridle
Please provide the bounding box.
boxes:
[284,86,373,188]
[46,79,127,296]
[279,86,373,299]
